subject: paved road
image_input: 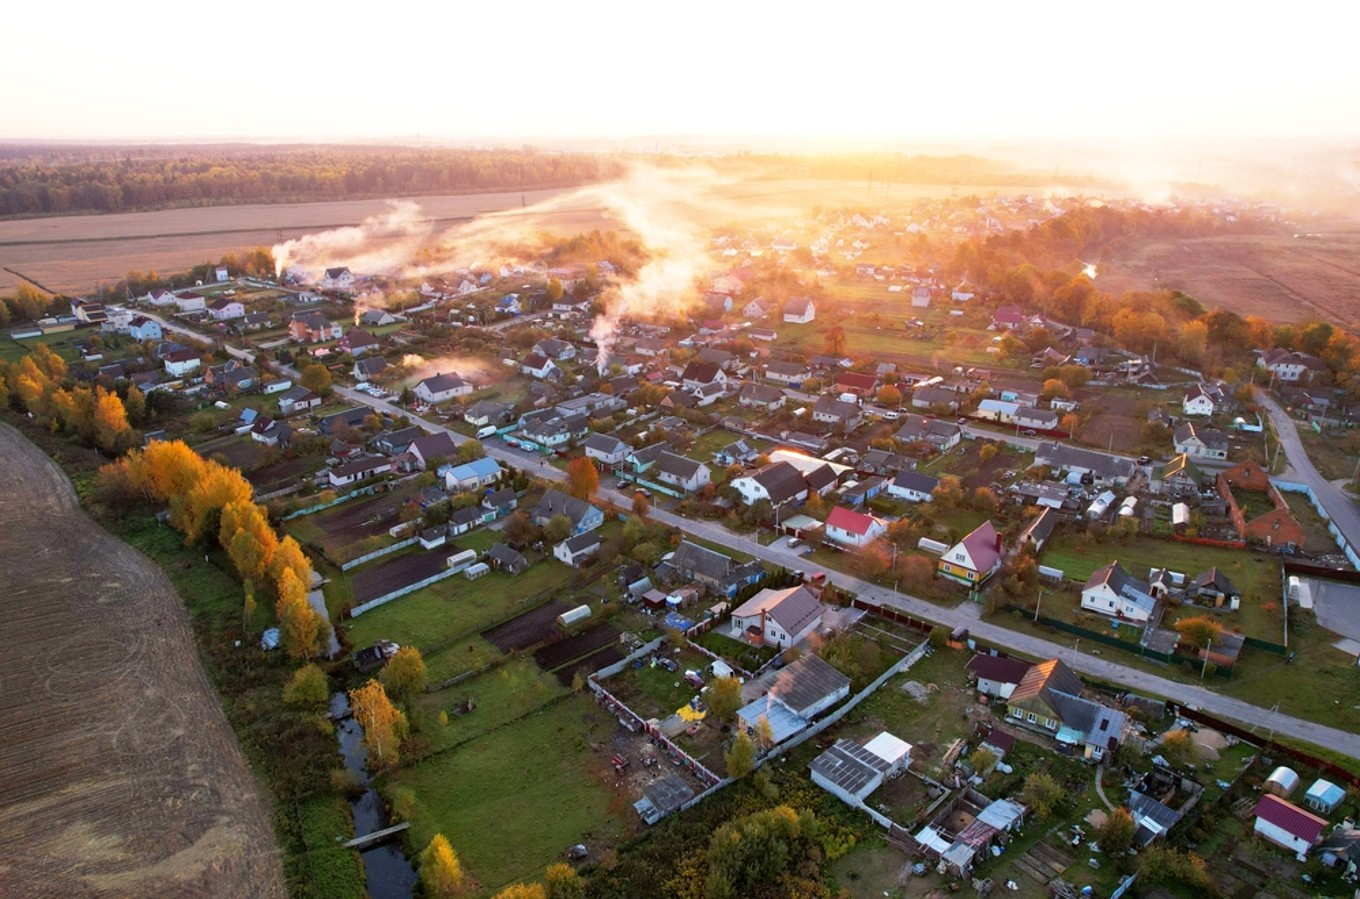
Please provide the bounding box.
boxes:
[1258,391,1360,552]
[146,317,1360,756]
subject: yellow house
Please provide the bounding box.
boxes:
[937,521,1003,584]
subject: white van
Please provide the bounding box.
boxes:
[476,425,498,439]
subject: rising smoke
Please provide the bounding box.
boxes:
[271,164,784,372]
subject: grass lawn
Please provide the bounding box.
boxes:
[411,658,569,755]
[421,636,505,683]
[342,559,564,651]
[1296,426,1357,482]
[295,795,365,899]
[389,693,625,892]
[1041,534,1280,606]
[692,629,779,672]
[0,330,83,363]
[1280,490,1341,550]
[824,843,904,898]
[605,651,710,720]
[690,428,747,460]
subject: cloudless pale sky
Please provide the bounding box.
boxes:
[6,1,1358,144]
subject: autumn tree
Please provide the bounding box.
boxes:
[276,567,325,660]
[1160,729,1197,768]
[419,833,467,898]
[456,439,484,463]
[724,731,757,778]
[349,679,408,769]
[706,676,744,724]
[1021,772,1064,820]
[1096,806,1135,854]
[381,646,429,699]
[932,474,964,509]
[631,490,650,519]
[543,862,585,899]
[220,500,279,582]
[565,456,599,500]
[823,324,847,356]
[1041,378,1070,402]
[1178,320,1209,366]
[1174,615,1222,650]
[543,513,573,545]
[300,363,332,396]
[895,554,935,592]
[269,535,313,595]
[174,461,254,545]
[283,663,329,708]
[92,386,134,452]
[876,384,902,407]
[492,885,546,899]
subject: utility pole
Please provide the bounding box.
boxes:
[1034,587,1044,622]
[1201,639,1212,679]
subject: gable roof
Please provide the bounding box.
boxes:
[656,451,705,480]
[417,372,467,394]
[751,461,808,505]
[681,361,722,384]
[729,585,822,639]
[1019,507,1060,544]
[533,488,598,526]
[956,521,1003,573]
[1254,794,1328,843]
[784,296,815,317]
[583,432,630,455]
[826,506,879,537]
[891,470,940,494]
[966,654,1032,686]
[1174,422,1229,450]
[1010,658,1084,707]
[803,463,838,493]
[408,431,458,462]
[1084,561,1157,613]
[1189,567,1240,597]
[767,653,850,716]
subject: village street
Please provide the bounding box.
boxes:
[138,313,1360,756]
[1257,391,1360,553]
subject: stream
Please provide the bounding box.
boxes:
[332,692,419,899]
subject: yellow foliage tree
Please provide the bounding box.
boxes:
[544,862,585,899]
[136,439,208,502]
[220,501,279,582]
[380,646,428,699]
[276,568,324,660]
[419,834,466,898]
[175,462,253,545]
[269,535,313,596]
[492,884,546,899]
[92,386,133,452]
[349,679,407,769]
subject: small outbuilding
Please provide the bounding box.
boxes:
[1304,778,1346,815]
[1265,766,1300,798]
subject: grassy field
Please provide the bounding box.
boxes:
[342,558,563,650]
[1296,426,1358,482]
[1041,533,1279,602]
[389,693,625,893]
[411,658,570,754]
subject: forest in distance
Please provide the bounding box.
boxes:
[0,144,1092,219]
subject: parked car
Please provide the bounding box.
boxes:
[786,536,803,548]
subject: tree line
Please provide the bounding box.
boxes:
[0,145,624,217]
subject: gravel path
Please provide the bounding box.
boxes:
[0,422,286,898]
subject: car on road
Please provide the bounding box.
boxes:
[635,487,651,498]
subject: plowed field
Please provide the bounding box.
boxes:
[0,423,285,898]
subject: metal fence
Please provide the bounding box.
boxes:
[348,567,460,617]
[341,536,418,571]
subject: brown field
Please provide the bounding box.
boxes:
[0,422,284,897]
[351,548,450,603]
[482,599,571,652]
[532,623,621,672]
[0,178,1060,295]
[1097,221,1360,326]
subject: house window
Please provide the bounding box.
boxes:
[1046,719,1057,730]
[968,572,976,581]
[1027,712,1036,723]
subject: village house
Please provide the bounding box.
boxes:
[1006,659,1125,760]
[938,521,1004,585]
[680,361,727,392]
[1253,794,1328,859]
[1016,507,1060,552]
[127,316,163,341]
[654,452,712,493]
[858,448,911,478]
[322,267,355,291]
[713,439,760,467]
[207,297,245,321]
[405,432,459,471]
[965,654,1032,700]
[289,311,342,343]
[413,372,473,404]
[824,506,887,548]
[742,298,768,318]
[783,296,816,324]
[174,291,206,313]
[338,328,381,357]
[1174,422,1230,461]
[520,353,560,380]
[887,470,939,503]
[812,397,863,431]
[463,399,514,428]
[163,349,201,378]
[582,433,632,467]
[487,543,528,575]
[1182,382,1227,416]
[554,531,601,567]
[764,360,810,387]
[277,386,321,416]
[738,383,786,411]
[204,361,258,393]
[353,357,389,382]
[736,654,851,745]
[730,584,826,648]
[533,337,577,361]
[1216,459,1306,549]
[531,488,604,534]
[835,371,878,398]
[249,416,289,447]
[730,461,809,509]
[1035,442,1137,486]
[358,308,399,327]
[661,540,765,598]
[911,385,960,412]
[1257,348,1328,383]
[1080,561,1158,624]
[748,326,778,342]
[1151,454,1207,497]
[443,456,504,492]
[328,455,394,488]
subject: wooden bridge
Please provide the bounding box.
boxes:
[343,821,410,850]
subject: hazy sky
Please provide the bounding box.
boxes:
[6,1,1358,144]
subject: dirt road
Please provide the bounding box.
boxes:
[0,423,285,898]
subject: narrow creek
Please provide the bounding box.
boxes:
[332,692,419,899]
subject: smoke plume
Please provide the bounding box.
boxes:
[273,200,434,279]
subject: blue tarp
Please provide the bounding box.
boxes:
[664,612,695,632]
